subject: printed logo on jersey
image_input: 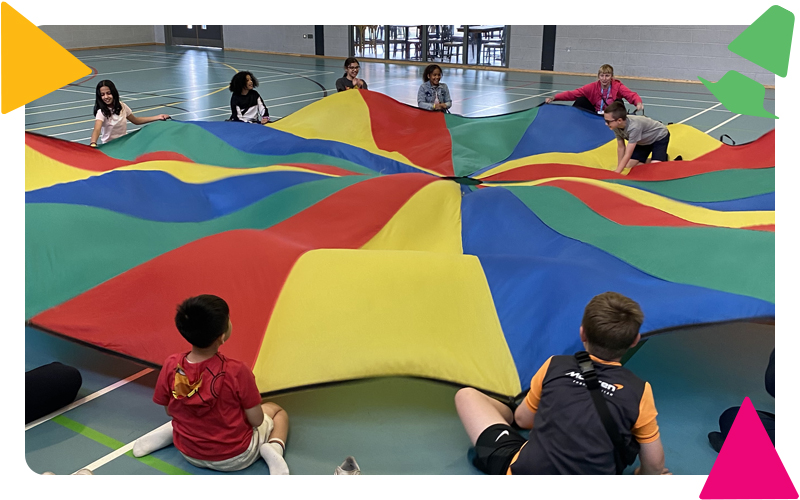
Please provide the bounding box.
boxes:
[565,371,623,396]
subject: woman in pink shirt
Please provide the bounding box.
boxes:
[545,64,644,115]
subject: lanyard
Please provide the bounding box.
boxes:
[599,84,612,111]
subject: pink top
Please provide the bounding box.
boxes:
[553,79,642,112]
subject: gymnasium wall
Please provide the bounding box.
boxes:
[323,25,350,58]
[40,25,156,49]
[222,26,317,56]
[522,25,775,86]
[154,25,165,44]
[507,25,544,74]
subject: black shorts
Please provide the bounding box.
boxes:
[472,423,527,475]
[631,132,670,163]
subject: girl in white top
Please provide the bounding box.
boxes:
[89,80,170,147]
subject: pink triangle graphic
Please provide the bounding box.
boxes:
[701,397,797,499]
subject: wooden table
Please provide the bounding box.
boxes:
[457,25,505,65]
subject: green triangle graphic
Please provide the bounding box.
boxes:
[728,5,794,77]
[698,71,778,119]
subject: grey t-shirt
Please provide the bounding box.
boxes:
[335,75,368,92]
[614,115,668,145]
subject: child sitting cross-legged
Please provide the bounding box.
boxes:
[132,294,289,474]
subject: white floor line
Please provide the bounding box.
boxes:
[705,114,742,134]
[25,368,154,431]
[462,91,555,116]
[116,47,341,75]
[678,103,723,124]
[77,52,166,61]
[28,74,334,122]
[31,68,334,113]
[82,54,220,67]
[95,65,178,77]
[263,88,331,102]
[30,81,230,111]
[56,87,96,95]
[645,102,728,112]
[38,89,334,139]
[66,94,331,140]
[110,46,339,75]
[29,83,230,113]
[74,441,135,474]
[645,95,726,104]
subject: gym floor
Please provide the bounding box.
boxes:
[24,44,776,475]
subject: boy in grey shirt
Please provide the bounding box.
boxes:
[604,101,670,174]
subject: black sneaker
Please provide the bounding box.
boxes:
[708,431,725,453]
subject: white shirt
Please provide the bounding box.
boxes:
[95,102,132,143]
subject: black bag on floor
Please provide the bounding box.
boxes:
[26,362,82,424]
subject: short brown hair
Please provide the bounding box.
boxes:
[604,101,627,120]
[598,64,614,76]
[581,292,643,361]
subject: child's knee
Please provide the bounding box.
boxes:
[262,402,287,420]
[455,387,479,408]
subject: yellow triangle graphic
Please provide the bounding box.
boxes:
[1,2,90,113]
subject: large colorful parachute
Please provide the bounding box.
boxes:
[25,90,775,398]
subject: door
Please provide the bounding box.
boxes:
[169,25,223,48]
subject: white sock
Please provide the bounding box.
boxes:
[132,421,174,458]
[260,442,289,475]
[267,438,285,456]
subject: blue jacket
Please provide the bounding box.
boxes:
[417,81,452,111]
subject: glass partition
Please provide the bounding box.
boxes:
[350,25,508,67]
[353,25,383,59]
[387,25,423,61]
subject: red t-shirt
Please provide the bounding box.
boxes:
[153,352,262,461]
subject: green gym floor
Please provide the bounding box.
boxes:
[25,45,776,475]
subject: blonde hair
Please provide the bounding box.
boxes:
[598,64,614,77]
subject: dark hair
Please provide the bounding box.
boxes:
[605,101,627,120]
[93,80,122,119]
[581,292,644,361]
[344,57,360,69]
[423,64,443,83]
[175,295,230,348]
[229,71,259,94]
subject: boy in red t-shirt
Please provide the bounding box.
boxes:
[132,295,290,474]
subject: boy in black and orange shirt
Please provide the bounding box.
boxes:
[455,291,670,475]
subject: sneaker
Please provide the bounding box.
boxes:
[708,431,724,453]
[334,456,361,475]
